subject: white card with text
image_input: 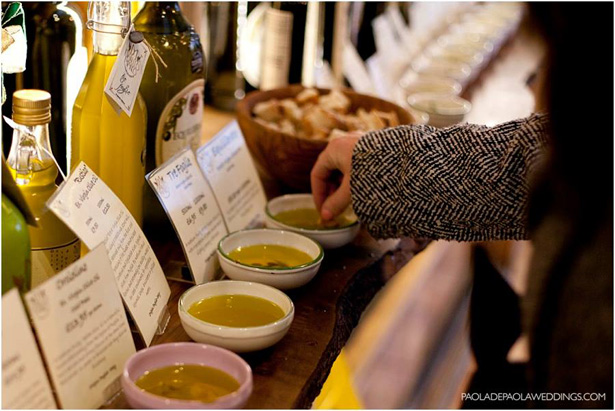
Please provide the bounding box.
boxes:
[147,148,227,284]
[196,121,267,232]
[24,245,136,409]
[2,288,57,409]
[47,162,171,346]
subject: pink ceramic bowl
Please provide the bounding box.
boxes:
[122,342,253,409]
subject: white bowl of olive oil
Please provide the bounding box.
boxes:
[265,194,361,249]
[178,280,294,353]
[217,228,324,289]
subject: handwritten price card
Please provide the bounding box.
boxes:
[2,288,57,409]
[47,162,171,346]
[24,245,136,409]
[147,148,227,284]
[104,27,150,116]
[196,121,267,232]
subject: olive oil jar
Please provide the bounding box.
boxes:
[71,1,147,225]
[133,2,205,235]
[6,90,80,288]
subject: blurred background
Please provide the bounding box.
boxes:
[1,1,532,160]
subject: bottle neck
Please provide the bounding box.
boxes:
[133,2,190,33]
[93,31,123,55]
[90,1,131,55]
[7,122,58,185]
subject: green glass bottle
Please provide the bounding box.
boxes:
[1,194,31,294]
[133,1,206,235]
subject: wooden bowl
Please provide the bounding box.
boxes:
[236,85,414,191]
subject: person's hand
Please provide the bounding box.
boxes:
[310,132,362,221]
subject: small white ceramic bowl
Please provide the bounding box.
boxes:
[424,44,485,69]
[407,92,472,128]
[217,228,324,289]
[265,194,361,249]
[178,280,295,352]
[437,32,495,57]
[399,72,462,96]
[410,58,473,85]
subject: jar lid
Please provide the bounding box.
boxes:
[12,89,51,125]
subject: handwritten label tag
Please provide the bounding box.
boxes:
[104,27,150,116]
[24,245,136,409]
[47,162,171,346]
[196,121,267,232]
[147,148,228,284]
[2,288,57,409]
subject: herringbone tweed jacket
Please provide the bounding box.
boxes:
[350,113,613,407]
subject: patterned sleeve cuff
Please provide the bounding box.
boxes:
[350,113,550,241]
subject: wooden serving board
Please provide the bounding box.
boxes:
[103,231,423,409]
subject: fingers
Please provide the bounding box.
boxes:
[311,149,334,213]
[321,175,351,221]
[310,134,361,220]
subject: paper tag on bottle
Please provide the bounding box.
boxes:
[147,148,228,284]
[196,121,267,232]
[104,26,150,116]
[46,162,171,346]
[2,288,57,409]
[24,244,136,409]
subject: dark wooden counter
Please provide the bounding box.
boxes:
[104,230,424,409]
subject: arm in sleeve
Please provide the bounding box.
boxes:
[350,112,550,241]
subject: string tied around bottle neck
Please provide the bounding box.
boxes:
[3,116,67,182]
[128,31,168,83]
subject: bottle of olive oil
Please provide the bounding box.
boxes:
[6,89,80,288]
[133,2,205,233]
[71,1,147,225]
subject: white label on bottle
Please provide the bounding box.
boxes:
[31,238,81,288]
[2,288,57,409]
[147,148,227,284]
[104,26,150,116]
[261,8,293,90]
[196,121,267,232]
[46,162,171,346]
[25,244,136,409]
[155,79,204,167]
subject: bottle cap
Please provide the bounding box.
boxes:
[12,89,52,125]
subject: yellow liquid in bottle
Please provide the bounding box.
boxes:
[71,53,146,225]
[9,159,80,287]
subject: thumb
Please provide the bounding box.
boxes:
[320,176,351,221]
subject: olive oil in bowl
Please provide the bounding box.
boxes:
[136,364,239,403]
[228,244,314,269]
[188,294,286,327]
[274,208,355,230]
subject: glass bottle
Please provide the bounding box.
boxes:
[260,2,324,90]
[14,2,86,175]
[132,1,205,233]
[204,2,245,111]
[6,89,80,288]
[1,194,31,294]
[71,1,147,225]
